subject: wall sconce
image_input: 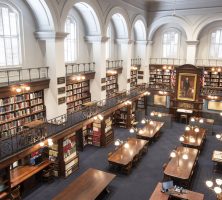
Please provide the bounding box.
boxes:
[107,70,117,75]
[14,85,31,93]
[72,75,85,81]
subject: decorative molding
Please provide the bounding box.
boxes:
[115,38,130,44]
[84,35,103,43]
[35,31,68,40]
[135,40,147,45]
[147,40,153,45]
[186,40,199,45]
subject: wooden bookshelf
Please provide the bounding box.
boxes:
[106,74,118,98]
[203,69,222,88]
[66,80,91,114]
[149,65,175,91]
[101,116,114,146]
[130,68,138,88]
[114,102,136,129]
[0,167,10,200]
[48,143,59,177]
[0,90,45,139]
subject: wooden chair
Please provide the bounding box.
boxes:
[10,185,21,200]
[180,114,188,124]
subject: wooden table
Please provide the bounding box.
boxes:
[150,112,172,128]
[164,146,199,188]
[181,128,206,150]
[149,182,204,200]
[189,117,214,135]
[136,121,164,142]
[53,168,116,200]
[212,150,222,172]
[23,119,45,128]
[10,160,51,188]
[108,138,148,173]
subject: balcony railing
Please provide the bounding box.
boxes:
[0,67,49,86]
[150,58,186,66]
[195,59,222,67]
[65,62,95,76]
[106,60,123,69]
[131,58,142,66]
[0,84,148,161]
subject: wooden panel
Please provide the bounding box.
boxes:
[53,168,116,200]
[208,101,222,111]
[154,95,166,106]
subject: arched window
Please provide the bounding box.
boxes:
[64,18,77,63]
[0,4,21,67]
[162,31,179,58]
[210,29,222,58]
[106,25,111,59]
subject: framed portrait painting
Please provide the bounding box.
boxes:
[177,73,197,101]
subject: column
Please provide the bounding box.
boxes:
[35,32,68,120]
[186,40,199,65]
[85,36,107,101]
[116,39,132,91]
[145,40,153,84]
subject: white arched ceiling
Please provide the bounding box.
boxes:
[148,15,191,41]
[193,15,222,40]
[134,20,146,41]
[105,7,130,39]
[74,2,101,36]
[111,13,128,39]
[26,0,55,31]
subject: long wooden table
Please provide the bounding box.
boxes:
[108,138,148,173]
[10,160,51,188]
[149,182,204,200]
[53,168,116,200]
[136,121,164,142]
[164,146,199,188]
[150,112,172,128]
[181,128,206,150]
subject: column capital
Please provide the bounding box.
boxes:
[186,40,199,45]
[115,38,130,44]
[84,35,109,43]
[147,40,153,45]
[35,31,68,40]
[135,40,147,45]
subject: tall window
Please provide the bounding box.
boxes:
[0,5,21,67]
[106,25,111,59]
[210,29,222,58]
[162,31,179,58]
[64,18,77,63]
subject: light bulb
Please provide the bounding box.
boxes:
[191,117,195,122]
[149,120,154,125]
[150,112,154,116]
[170,151,176,158]
[179,136,184,142]
[158,113,162,118]
[114,140,120,146]
[216,179,222,186]
[185,126,190,131]
[194,127,200,133]
[216,134,221,139]
[124,143,129,149]
[220,112,222,116]
[129,128,134,133]
[77,76,81,81]
[206,180,213,188]
[141,119,146,124]
[190,138,195,143]
[39,142,44,147]
[182,154,188,160]
[25,86,30,91]
[16,88,22,93]
[199,119,203,123]
[214,186,222,194]
[98,114,103,120]
[81,76,85,80]
[93,116,98,120]
[138,130,143,134]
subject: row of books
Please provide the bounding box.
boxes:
[66,82,89,91]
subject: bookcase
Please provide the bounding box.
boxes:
[48,144,59,177]
[149,65,175,91]
[0,167,10,199]
[58,132,79,178]
[106,74,118,98]
[66,80,91,114]
[101,116,113,146]
[0,90,45,139]
[130,69,138,88]
[203,69,222,88]
[114,103,136,129]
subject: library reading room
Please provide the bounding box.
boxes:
[1,0,222,199]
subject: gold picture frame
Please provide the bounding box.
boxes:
[177,73,197,101]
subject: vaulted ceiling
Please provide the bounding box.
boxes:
[122,0,222,12]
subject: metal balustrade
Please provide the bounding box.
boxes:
[150,58,186,66]
[0,67,49,86]
[0,84,148,161]
[131,58,142,66]
[106,60,123,69]
[195,59,222,67]
[65,62,95,75]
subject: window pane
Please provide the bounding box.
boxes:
[163,31,179,58]
[210,30,222,59]
[2,7,10,36]
[0,38,6,65]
